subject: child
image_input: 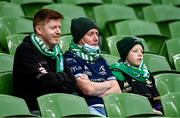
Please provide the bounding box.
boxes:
[110,37,163,114]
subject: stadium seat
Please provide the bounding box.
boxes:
[106,35,149,56]
[37,93,98,117]
[154,72,180,96]
[160,92,180,117]
[173,54,180,71]
[103,93,160,117]
[6,34,27,55]
[59,35,72,53]
[93,4,137,52]
[0,94,35,117]
[0,53,14,73]
[0,16,33,53]
[0,1,24,17]
[59,0,103,19]
[11,0,53,19]
[143,5,180,37]
[43,4,87,20]
[101,53,120,65]
[161,0,180,7]
[143,53,171,73]
[115,20,167,55]
[93,4,137,36]
[0,71,12,95]
[165,39,180,68]
[169,21,180,38]
[105,0,153,19]
[61,18,71,36]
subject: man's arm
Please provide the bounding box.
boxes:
[76,74,121,97]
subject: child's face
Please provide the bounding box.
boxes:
[126,44,144,67]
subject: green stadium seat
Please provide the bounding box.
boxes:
[43,4,87,20]
[37,93,98,117]
[101,53,120,65]
[0,71,12,95]
[143,53,171,73]
[0,53,14,73]
[173,54,180,71]
[154,72,180,96]
[0,94,35,117]
[115,20,167,55]
[160,92,180,117]
[161,0,180,7]
[0,1,24,17]
[143,5,180,37]
[6,34,27,55]
[106,35,149,56]
[93,4,137,52]
[61,18,71,36]
[103,93,160,117]
[105,0,153,19]
[59,0,103,19]
[11,0,53,19]
[59,35,72,53]
[0,16,33,53]
[169,21,180,38]
[165,39,180,68]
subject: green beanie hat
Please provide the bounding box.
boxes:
[116,37,144,62]
[70,17,98,44]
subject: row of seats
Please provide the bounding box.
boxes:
[0,92,180,117]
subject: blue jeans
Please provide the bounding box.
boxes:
[88,104,107,117]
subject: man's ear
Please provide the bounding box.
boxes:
[35,25,42,35]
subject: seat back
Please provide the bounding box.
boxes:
[59,35,72,53]
[6,34,27,55]
[103,93,158,117]
[154,73,180,96]
[143,5,180,37]
[0,53,14,73]
[43,4,87,20]
[37,93,95,117]
[0,71,12,95]
[143,53,171,73]
[11,0,53,19]
[0,1,24,17]
[0,94,34,117]
[0,16,33,53]
[101,53,120,65]
[169,21,180,38]
[173,54,180,71]
[115,19,167,54]
[106,35,149,56]
[160,92,180,117]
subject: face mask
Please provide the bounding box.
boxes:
[82,42,99,52]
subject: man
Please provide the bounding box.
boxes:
[13,9,76,111]
[64,17,121,117]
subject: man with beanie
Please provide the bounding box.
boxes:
[64,17,121,117]
[110,37,163,115]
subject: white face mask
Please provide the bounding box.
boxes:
[82,42,99,52]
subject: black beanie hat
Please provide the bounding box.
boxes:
[71,17,98,44]
[116,37,144,62]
